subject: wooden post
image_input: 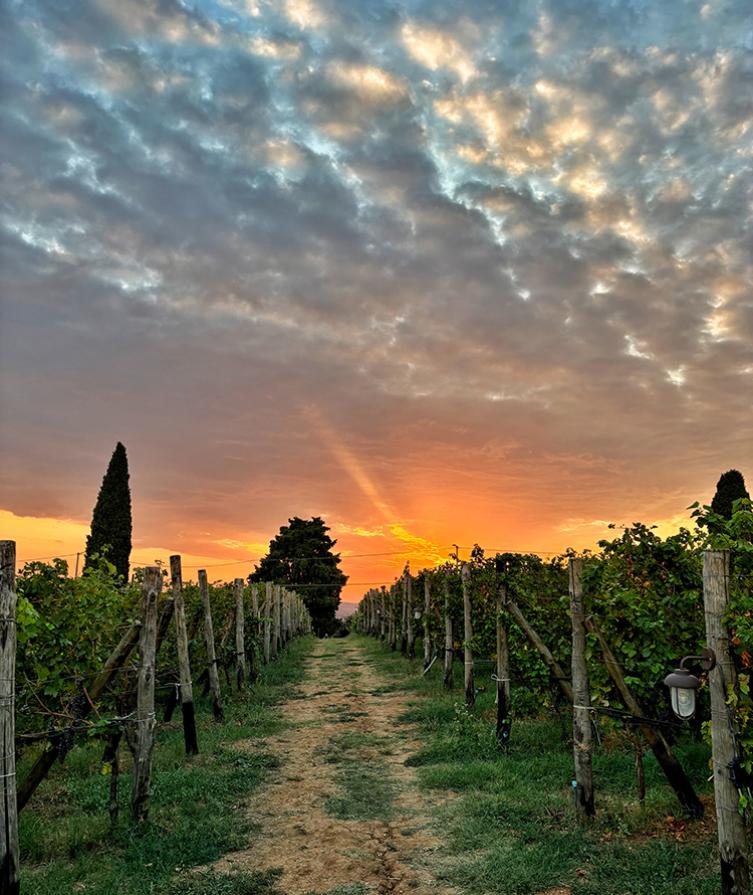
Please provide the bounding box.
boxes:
[234,578,246,688]
[380,586,387,641]
[248,582,259,682]
[406,569,415,659]
[199,570,224,721]
[131,566,161,823]
[495,581,511,747]
[423,576,432,669]
[263,582,272,663]
[461,563,474,708]
[569,557,594,821]
[443,573,453,689]
[0,541,19,894]
[169,556,198,755]
[704,550,750,895]
[400,576,407,655]
[388,586,396,650]
[272,585,281,658]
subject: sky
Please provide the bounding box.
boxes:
[1,0,751,595]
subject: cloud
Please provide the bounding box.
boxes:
[1,0,752,580]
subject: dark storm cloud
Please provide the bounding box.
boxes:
[1,0,751,552]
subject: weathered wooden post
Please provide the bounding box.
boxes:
[406,568,415,659]
[386,585,395,649]
[400,575,408,654]
[423,576,432,669]
[169,555,198,755]
[0,541,19,894]
[199,570,224,721]
[263,582,272,663]
[461,563,474,708]
[443,572,453,689]
[704,550,750,895]
[234,578,246,688]
[248,582,259,682]
[380,586,387,641]
[569,557,594,821]
[495,578,511,747]
[131,566,161,823]
[272,585,281,658]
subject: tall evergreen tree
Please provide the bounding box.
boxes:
[711,469,750,520]
[250,517,347,636]
[85,442,133,581]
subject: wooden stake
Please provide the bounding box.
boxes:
[131,566,161,823]
[263,582,272,664]
[569,557,594,821]
[198,570,224,721]
[405,569,415,659]
[388,585,397,650]
[461,563,475,708]
[0,541,19,895]
[400,576,408,655]
[170,555,198,755]
[272,585,281,658]
[248,583,259,682]
[234,578,247,688]
[704,550,750,895]
[495,582,511,747]
[443,573,453,689]
[423,576,432,669]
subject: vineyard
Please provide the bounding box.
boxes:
[0,547,313,894]
[355,499,753,893]
[1,497,752,894]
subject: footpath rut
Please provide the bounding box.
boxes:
[216,637,456,895]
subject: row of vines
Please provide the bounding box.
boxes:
[0,547,313,894]
[355,499,753,888]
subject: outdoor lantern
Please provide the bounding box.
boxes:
[414,607,422,620]
[663,648,716,720]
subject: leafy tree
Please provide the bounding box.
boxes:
[84,441,133,581]
[250,516,347,636]
[711,469,750,521]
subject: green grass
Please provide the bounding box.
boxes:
[320,728,398,820]
[19,637,314,895]
[355,635,721,895]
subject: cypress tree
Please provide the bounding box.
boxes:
[711,469,750,520]
[85,442,133,581]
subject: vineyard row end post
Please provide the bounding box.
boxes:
[569,557,595,821]
[131,566,161,823]
[0,541,19,895]
[704,550,750,895]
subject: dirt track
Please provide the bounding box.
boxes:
[216,637,456,895]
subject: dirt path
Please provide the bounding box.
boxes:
[216,637,456,895]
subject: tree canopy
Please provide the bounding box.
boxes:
[250,516,347,636]
[711,469,750,520]
[84,441,133,581]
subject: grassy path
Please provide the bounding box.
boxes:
[218,635,455,895]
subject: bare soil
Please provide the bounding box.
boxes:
[215,637,456,895]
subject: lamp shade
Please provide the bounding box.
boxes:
[663,667,700,720]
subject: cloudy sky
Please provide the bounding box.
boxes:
[1,0,751,591]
